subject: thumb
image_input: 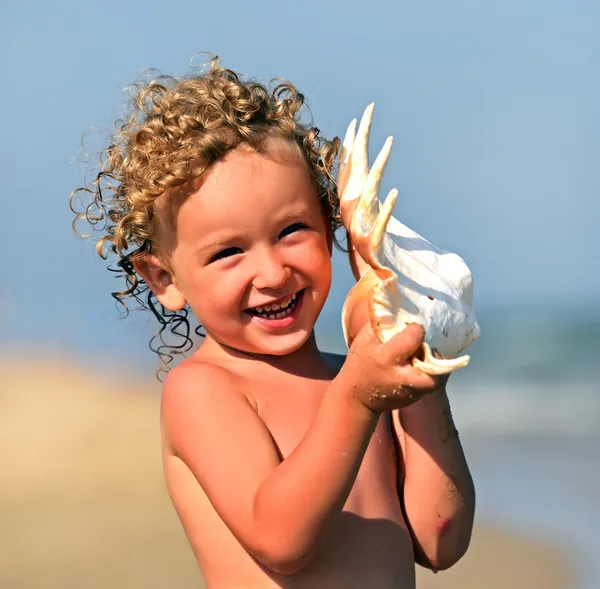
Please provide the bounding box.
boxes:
[381,323,425,364]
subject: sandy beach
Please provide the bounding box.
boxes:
[1,356,572,589]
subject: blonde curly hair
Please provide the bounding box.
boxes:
[70,56,342,378]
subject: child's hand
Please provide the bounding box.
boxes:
[340,321,447,414]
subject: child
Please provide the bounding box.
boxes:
[71,57,475,588]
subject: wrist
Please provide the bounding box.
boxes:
[333,359,381,422]
[342,387,380,423]
[400,386,449,417]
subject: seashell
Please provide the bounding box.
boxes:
[339,104,480,375]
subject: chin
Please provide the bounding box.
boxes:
[244,329,313,357]
[264,343,306,357]
[259,338,310,357]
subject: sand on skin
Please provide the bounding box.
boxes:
[0,356,572,589]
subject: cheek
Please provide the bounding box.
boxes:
[193,269,250,314]
[302,239,333,289]
[316,250,332,280]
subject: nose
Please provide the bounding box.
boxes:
[251,247,292,291]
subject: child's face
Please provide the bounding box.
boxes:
[165,146,333,356]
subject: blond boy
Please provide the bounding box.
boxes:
[72,59,475,588]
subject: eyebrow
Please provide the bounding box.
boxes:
[193,235,238,257]
[276,207,311,225]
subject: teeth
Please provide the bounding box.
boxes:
[251,292,298,318]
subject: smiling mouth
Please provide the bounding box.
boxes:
[246,290,304,320]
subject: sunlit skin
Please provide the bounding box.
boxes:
[135,146,475,589]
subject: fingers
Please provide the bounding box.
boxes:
[381,323,425,365]
[349,318,381,352]
[348,320,441,404]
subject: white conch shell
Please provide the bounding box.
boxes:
[339,104,480,376]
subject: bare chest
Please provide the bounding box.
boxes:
[250,379,403,516]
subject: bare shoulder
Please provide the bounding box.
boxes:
[162,357,238,403]
[160,358,250,448]
[159,356,282,556]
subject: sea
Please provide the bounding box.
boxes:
[316,302,600,589]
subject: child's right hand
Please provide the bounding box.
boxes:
[340,321,445,414]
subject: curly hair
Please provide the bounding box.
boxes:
[70,56,342,379]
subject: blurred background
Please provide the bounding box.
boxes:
[2,0,598,587]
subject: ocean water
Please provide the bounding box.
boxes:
[317,302,600,588]
[463,433,600,589]
[317,302,600,436]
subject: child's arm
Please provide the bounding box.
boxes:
[161,325,437,576]
[392,388,475,571]
[162,361,377,576]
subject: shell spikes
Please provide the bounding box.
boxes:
[339,104,480,376]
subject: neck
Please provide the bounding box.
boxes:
[198,332,329,377]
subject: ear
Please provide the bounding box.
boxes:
[133,254,187,311]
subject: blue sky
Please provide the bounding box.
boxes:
[2,0,599,366]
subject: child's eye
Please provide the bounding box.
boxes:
[279,222,308,238]
[209,247,242,263]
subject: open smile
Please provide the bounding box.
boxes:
[245,289,305,326]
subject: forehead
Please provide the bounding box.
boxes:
[176,146,320,239]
